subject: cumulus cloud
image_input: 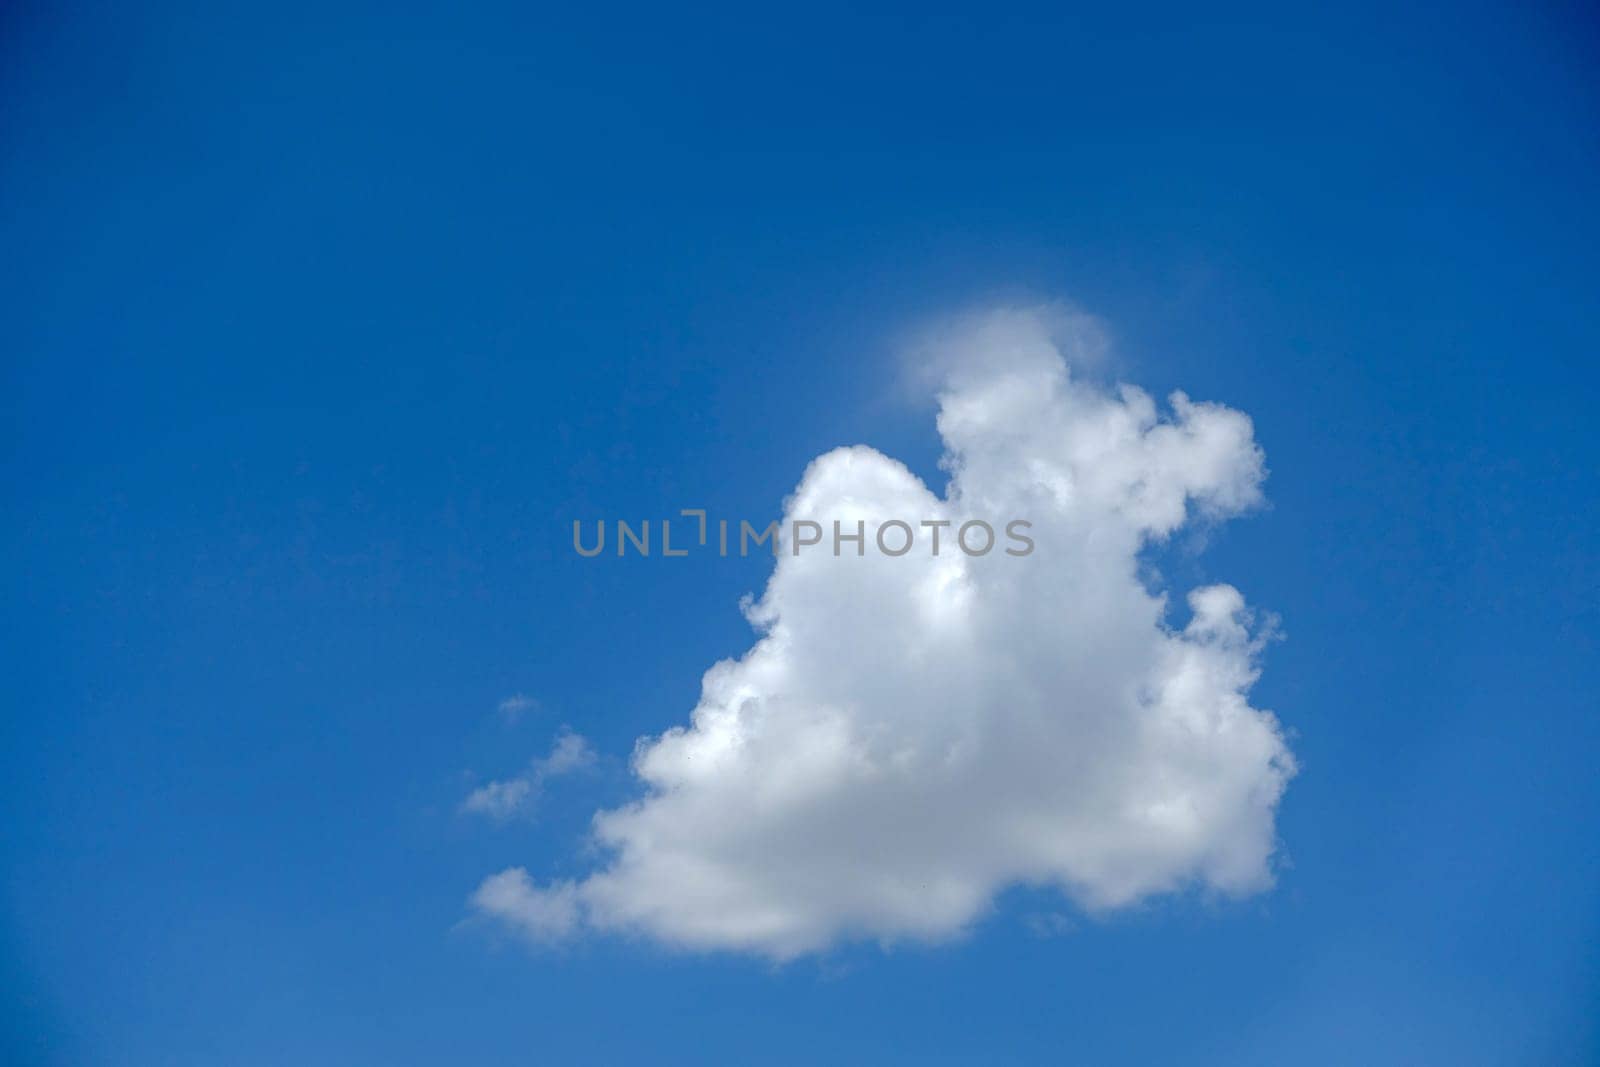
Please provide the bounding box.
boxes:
[461,730,594,822]
[471,306,1295,959]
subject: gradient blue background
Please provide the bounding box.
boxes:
[4,2,1598,1063]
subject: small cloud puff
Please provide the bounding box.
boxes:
[497,694,538,723]
[461,730,595,822]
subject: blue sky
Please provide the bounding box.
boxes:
[4,2,1598,1063]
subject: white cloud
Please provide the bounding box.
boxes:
[460,729,595,822]
[470,869,580,942]
[540,731,595,775]
[497,694,538,722]
[472,306,1295,959]
[460,776,535,820]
